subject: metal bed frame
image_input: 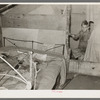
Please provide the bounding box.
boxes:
[3,37,65,55]
[0,36,66,90]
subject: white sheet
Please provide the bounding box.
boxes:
[84,20,100,62]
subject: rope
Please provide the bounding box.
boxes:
[0,56,28,84]
[5,37,65,54]
[4,37,65,56]
[45,45,64,52]
[4,37,64,45]
[0,51,29,81]
[6,38,19,50]
[0,74,27,84]
[5,37,43,44]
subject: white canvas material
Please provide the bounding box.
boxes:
[84,21,100,62]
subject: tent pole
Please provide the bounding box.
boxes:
[65,5,72,75]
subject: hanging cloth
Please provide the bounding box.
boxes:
[84,21,100,62]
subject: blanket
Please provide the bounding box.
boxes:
[0,46,66,90]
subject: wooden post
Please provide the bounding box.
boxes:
[67,5,72,47]
[65,5,72,74]
[32,41,34,50]
[0,15,2,47]
[33,62,37,90]
[3,37,5,47]
[0,5,16,47]
[29,51,34,89]
[0,5,16,14]
[62,44,65,55]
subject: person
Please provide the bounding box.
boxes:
[70,20,91,60]
[89,21,94,33]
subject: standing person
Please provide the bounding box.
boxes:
[70,20,91,60]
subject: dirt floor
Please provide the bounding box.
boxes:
[64,73,100,90]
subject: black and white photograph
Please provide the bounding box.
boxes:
[0,3,100,92]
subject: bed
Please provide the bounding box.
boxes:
[0,37,67,90]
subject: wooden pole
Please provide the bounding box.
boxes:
[0,16,2,47]
[29,51,33,89]
[0,5,16,14]
[65,5,72,74]
[0,5,16,47]
[66,5,72,48]
[29,52,38,90]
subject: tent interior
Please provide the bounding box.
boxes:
[0,4,100,90]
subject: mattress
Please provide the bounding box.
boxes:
[0,46,66,90]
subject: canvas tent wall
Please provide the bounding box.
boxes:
[1,4,71,57]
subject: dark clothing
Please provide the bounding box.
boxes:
[74,30,91,53]
[72,30,91,59]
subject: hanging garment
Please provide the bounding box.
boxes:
[84,22,100,62]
